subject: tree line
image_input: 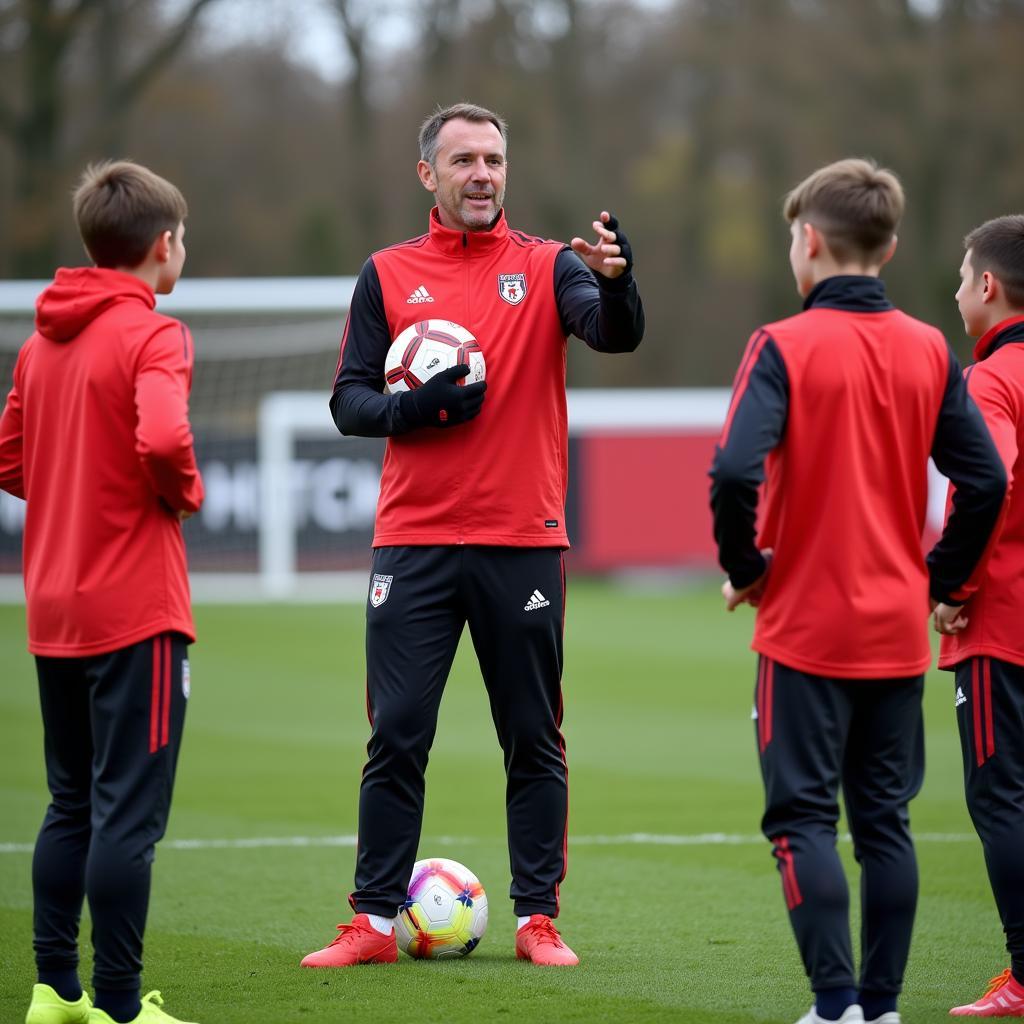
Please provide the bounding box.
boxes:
[2,0,1023,384]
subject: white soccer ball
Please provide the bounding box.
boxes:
[384,320,485,394]
[394,857,489,959]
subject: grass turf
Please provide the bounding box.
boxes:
[0,580,1005,1022]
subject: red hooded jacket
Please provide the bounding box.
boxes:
[0,267,203,656]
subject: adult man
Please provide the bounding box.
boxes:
[301,102,644,968]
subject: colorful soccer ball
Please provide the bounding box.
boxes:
[384,320,485,394]
[394,857,488,959]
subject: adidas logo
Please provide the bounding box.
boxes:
[524,589,551,612]
[406,285,434,304]
[955,686,967,708]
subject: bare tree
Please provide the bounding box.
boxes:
[0,0,221,276]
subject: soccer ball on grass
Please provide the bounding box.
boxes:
[394,857,488,959]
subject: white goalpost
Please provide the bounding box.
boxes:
[255,388,734,599]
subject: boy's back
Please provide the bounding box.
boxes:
[748,284,953,677]
[5,267,202,655]
[709,159,1006,1024]
[0,161,204,1024]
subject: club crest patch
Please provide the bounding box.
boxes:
[497,273,527,305]
[370,573,393,608]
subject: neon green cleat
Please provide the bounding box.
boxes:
[88,992,198,1024]
[25,984,90,1024]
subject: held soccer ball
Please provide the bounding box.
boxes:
[394,857,488,959]
[384,320,485,394]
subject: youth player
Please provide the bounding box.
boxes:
[710,159,1006,1024]
[0,162,203,1024]
[300,102,644,968]
[935,215,1024,1018]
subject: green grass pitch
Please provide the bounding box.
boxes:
[0,581,1005,1022]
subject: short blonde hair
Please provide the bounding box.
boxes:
[784,158,904,264]
[73,160,187,268]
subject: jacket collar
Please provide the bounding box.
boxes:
[803,275,894,313]
[428,207,510,257]
[973,314,1024,361]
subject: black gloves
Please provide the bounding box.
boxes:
[398,364,487,429]
[604,213,633,276]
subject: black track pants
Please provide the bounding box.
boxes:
[352,546,568,918]
[954,657,1024,979]
[32,634,189,991]
[756,657,924,995]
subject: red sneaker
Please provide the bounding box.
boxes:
[515,915,579,966]
[300,914,398,967]
[950,969,1024,1017]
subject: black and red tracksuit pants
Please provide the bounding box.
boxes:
[755,657,924,998]
[351,545,569,919]
[954,656,1024,982]
[32,633,189,993]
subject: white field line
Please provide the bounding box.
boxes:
[0,831,975,855]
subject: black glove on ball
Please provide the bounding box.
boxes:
[603,213,633,276]
[399,364,487,429]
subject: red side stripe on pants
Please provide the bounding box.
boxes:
[973,658,985,767]
[972,658,983,766]
[757,658,766,752]
[757,658,774,752]
[983,657,995,759]
[150,637,161,754]
[773,836,803,910]
[161,635,172,749]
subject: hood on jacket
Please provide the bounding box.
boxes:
[35,267,155,343]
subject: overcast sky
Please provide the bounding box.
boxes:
[175,0,944,85]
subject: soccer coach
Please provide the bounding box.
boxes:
[301,102,645,968]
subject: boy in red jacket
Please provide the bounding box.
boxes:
[935,215,1024,1018]
[0,161,203,1024]
[710,159,1006,1024]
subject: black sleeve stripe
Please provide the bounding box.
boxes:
[926,344,1008,602]
[329,258,407,437]
[710,335,789,588]
[720,329,769,446]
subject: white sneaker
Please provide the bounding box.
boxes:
[864,1014,900,1024]
[795,1006,865,1024]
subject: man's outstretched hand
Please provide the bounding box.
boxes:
[571,211,633,280]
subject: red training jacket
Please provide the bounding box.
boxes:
[940,315,1024,669]
[710,276,1005,679]
[330,209,644,548]
[0,267,203,656]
